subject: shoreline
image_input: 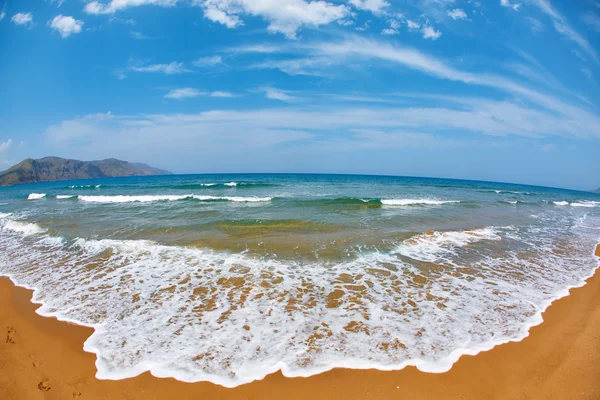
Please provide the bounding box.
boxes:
[0,245,598,399]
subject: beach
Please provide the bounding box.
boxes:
[0,245,598,399]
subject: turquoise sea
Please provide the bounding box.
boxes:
[0,174,599,387]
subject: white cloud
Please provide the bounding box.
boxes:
[11,12,33,26]
[49,15,84,38]
[406,20,420,30]
[165,88,203,99]
[500,0,520,11]
[130,62,190,74]
[263,88,298,102]
[381,28,398,35]
[210,91,236,97]
[165,88,237,99]
[196,0,350,39]
[422,25,442,39]
[448,8,467,20]
[0,11,5,22]
[252,56,333,76]
[530,0,598,63]
[193,55,223,67]
[83,0,177,15]
[348,0,389,15]
[130,30,148,39]
[0,139,13,166]
[0,139,12,153]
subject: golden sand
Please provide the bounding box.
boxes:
[1,245,599,400]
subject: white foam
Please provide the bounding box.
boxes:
[57,195,76,199]
[28,193,47,200]
[382,199,460,206]
[2,220,46,236]
[77,195,272,203]
[0,216,598,388]
[394,227,502,262]
[224,182,238,187]
[553,201,569,206]
[192,195,272,202]
[571,201,600,208]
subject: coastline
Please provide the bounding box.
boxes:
[0,245,598,399]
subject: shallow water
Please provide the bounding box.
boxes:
[0,174,599,387]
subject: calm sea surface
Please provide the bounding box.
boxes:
[1,174,599,386]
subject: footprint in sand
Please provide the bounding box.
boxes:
[37,379,51,392]
[72,392,82,398]
[29,354,41,367]
[6,326,15,344]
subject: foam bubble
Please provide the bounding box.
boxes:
[28,193,47,200]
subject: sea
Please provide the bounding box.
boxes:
[0,173,599,387]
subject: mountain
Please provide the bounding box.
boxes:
[0,157,171,187]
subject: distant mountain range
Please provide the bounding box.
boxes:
[0,157,171,187]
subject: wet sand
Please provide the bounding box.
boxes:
[1,245,599,400]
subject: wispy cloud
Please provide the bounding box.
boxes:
[348,0,389,15]
[130,61,190,75]
[530,0,598,63]
[165,88,236,99]
[193,55,223,67]
[84,0,177,15]
[261,87,299,102]
[582,12,600,32]
[500,0,521,11]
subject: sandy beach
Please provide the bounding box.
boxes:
[0,244,598,400]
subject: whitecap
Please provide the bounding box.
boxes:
[28,193,47,200]
[394,227,502,262]
[382,199,460,206]
[2,220,46,236]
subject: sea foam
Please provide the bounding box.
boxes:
[394,227,502,262]
[381,199,460,206]
[28,193,47,200]
[77,195,272,203]
[0,215,598,388]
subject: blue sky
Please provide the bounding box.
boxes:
[0,0,599,190]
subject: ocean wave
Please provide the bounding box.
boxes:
[394,227,502,262]
[68,184,102,189]
[0,219,598,388]
[77,195,272,203]
[2,220,46,236]
[27,193,47,200]
[571,201,600,208]
[56,195,77,199]
[381,199,460,206]
[169,182,278,190]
